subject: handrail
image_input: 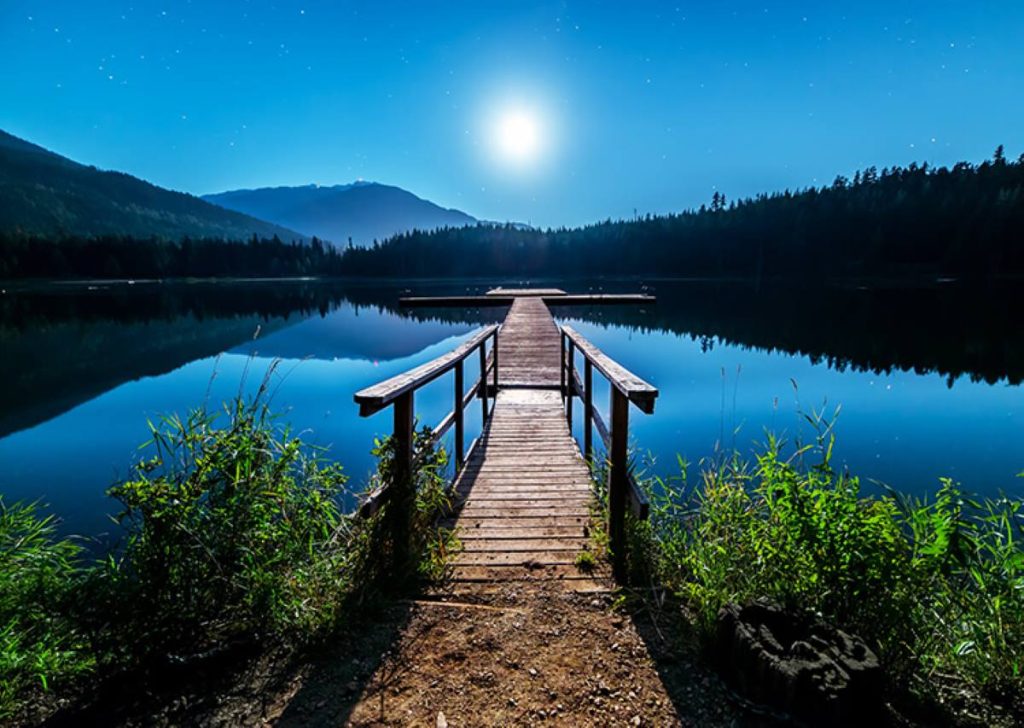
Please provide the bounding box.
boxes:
[560,325,658,581]
[354,324,499,416]
[352,325,500,564]
[569,368,648,520]
[561,325,657,414]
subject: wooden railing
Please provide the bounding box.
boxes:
[560,325,658,580]
[353,325,499,563]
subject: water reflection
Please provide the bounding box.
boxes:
[0,279,1021,540]
[392,280,1024,388]
[0,281,497,540]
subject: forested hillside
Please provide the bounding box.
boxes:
[3,148,1021,280]
[341,147,1024,280]
[0,130,305,243]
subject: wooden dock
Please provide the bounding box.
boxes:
[450,389,596,587]
[355,289,657,591]
[495,297,562,388]
[398,293,655,307]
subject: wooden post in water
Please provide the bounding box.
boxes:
[608,388,629,582]
[584,359,594,462]
[391,391,414,573]
[454,360,464,469]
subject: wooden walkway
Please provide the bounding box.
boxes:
[448,298,604,589]
[355,290,657,592]
[495,297,562,389]
[450,389,600,588]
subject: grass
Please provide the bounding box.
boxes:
[94,392,364,662]
[0,383,454,720]
[0,500,93,720]
[616,410,1024,717]
[368,425,460,584]
[574,550,597,573]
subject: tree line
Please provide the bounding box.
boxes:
[341,147,1024,281]
[2,148,1022,281]
[0,234,345,279]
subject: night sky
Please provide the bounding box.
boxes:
[2,1,1022,228]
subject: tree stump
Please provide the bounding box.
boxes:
[715,599,882,725]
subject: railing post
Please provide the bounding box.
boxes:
[479,343,488,421]
[559,330,566,404]
[584,358,593,462]
[608,387,629,582]
[491,331,499,407]
[454,360,464,469]
[391,390,414,574]
[566,340,575,428]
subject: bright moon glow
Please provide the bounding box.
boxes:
[491,108,544,168]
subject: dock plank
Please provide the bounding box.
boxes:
[449,325,606,590]
[494,298,563,389]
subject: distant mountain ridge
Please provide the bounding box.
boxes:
[0,129,305,242]
[202,182,479,246]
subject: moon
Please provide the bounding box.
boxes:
[491,107,544,168]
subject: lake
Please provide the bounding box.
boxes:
[1,279,1021,545]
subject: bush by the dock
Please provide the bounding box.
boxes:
[630,421,1024,719]
[0,390,452,721]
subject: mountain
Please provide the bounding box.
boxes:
[0,129,305,242]
[202,182,478,246]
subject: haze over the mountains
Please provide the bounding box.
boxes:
[202,183,479,247]
[0,130,305,243]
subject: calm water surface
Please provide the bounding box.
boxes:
[0,279,1021,542]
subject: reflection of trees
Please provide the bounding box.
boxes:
[391,282,1024,387]
[2,278,1019,439]
[0,281,351,329]
[0,282,342,437]
[0,281,501,438]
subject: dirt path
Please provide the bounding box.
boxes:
[41,581,764,727]
[241,585,751,727]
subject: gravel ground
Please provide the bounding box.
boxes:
[25,581,1021,727]
[265,584,757,727]
[37,583,764,727]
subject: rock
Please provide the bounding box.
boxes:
[715,599,882,726]
[436,711,448,728]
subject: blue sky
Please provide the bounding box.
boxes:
[2,1,1022,228]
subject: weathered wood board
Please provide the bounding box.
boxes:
[495,298,563,389]
[448,388,606,589]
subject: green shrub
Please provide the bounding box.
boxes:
[638,428,1024,704]
[0,500,93,720]
[0,388,459,718]
[896,480,1024,697]
[99,393,359,659]
[368,425,458,584]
